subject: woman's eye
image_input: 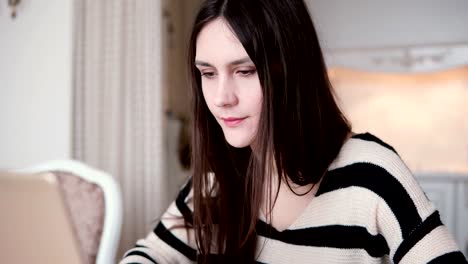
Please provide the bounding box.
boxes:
[237,69,257,77]
[201,72,216,79]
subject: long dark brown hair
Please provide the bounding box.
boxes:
[187,0,351,262]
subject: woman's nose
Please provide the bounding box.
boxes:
[214,77,238,107]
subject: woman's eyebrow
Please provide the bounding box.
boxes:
[195,60,213,67]
[195,57,253,67]
[229,57,253,66]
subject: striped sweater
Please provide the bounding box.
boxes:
[120,133,467,263]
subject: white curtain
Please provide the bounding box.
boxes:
[72,0,168,258]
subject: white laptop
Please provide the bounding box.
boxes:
[0,171,84,264]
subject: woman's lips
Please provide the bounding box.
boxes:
[221,117,247,127]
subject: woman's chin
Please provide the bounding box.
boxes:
[224,136,254,149]
[225,140,250,148]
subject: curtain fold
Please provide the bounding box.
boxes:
[72,0,167,258]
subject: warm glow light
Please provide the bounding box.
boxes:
[330,66,468,173]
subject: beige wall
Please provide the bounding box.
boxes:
[162,0,203,120]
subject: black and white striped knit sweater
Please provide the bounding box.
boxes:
[120,133,467,263]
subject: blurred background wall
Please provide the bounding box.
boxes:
[0,0,72,169]
[306,0,468,50]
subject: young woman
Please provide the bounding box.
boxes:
[121,0,467,263]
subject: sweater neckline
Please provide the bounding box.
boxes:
[257,132,367,233]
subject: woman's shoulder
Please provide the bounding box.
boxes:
[348,132,398,155]
[328,132,404,172]
[319,132,418,197]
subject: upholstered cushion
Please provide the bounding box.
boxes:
[54,171,105,264]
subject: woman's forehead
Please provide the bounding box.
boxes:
[195,18,250,65]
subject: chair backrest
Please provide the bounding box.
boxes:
[55,170,106,264]
[16,160,123,264]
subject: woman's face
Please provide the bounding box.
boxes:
[195,18,263,148]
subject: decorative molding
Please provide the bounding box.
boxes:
[418,175,468,256]
[371,48,450,68]
[325,43,468,73]
[458,181,468,256]
[465,182,468,207]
